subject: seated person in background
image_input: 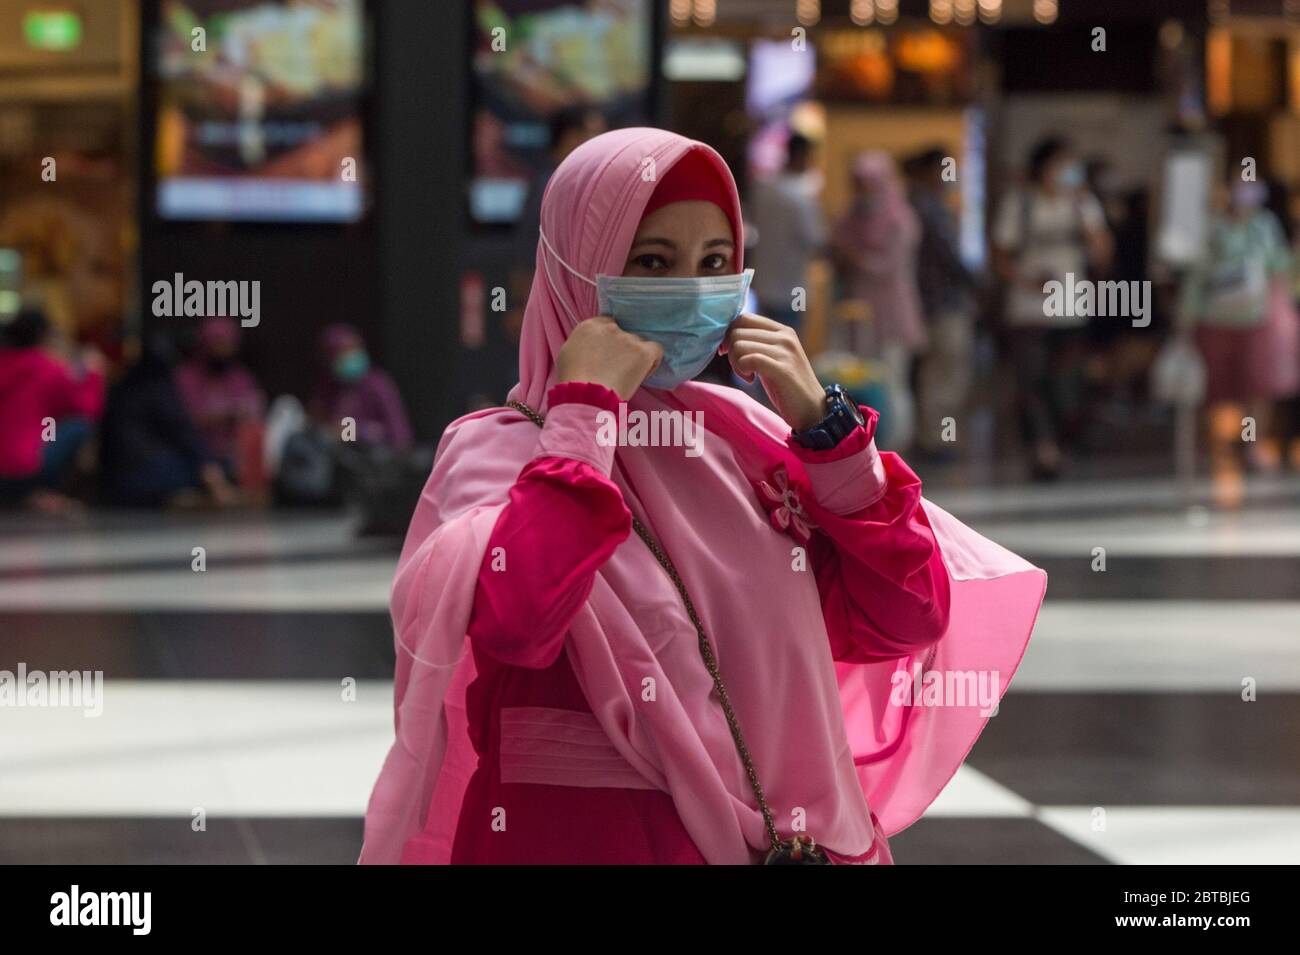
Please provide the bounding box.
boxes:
[99,334,236,508]
[174,316,266,485]
[0,305,105,514]
[308,323,411,450]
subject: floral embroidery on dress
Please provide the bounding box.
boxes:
[756,463,818,546]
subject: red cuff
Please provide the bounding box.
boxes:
[787,405,880,463]
[548,381,621,415]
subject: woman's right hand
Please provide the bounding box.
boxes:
[555,316,662,400]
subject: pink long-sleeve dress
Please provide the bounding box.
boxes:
[450,381,950,864]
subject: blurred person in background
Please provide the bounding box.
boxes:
[1080,156,1137,426]
[749,132,827,336]
[1264,176,1300,471]
[1178,175,1295,506]
[99,334,236,508]
[904,147,977,455]
[1084,155,1128,234]
[831,150,926,451]
[0,304,105,513]
[1096,187,1157,422]
[992,135,1113,480]
[174,316,266,488]
[272,323,423,530]
[308,323,412,451]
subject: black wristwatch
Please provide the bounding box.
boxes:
[791,384,865,451]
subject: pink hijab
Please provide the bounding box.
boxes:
[841,150,918,249]
[360,128,1046,865]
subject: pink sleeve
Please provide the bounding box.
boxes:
[466,381,631,669]
[44,358,105,420]
[792,406,952,663]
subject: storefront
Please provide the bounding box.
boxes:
[0,1,137,358]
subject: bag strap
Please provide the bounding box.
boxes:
[505,398,784,854]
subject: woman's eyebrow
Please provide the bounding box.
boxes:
[630,237,676,250]
[704,238,734,249]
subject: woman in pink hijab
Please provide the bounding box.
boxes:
[361,128,1045,865]
[831,150,927,351]
[831,151,927,448]
[174,316,265,478]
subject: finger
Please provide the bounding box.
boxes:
[725,341,787,383]
[726,338,789,363]
[732,352,786,382]
[722,328,794,364]
[722,338,755,381]
[613,324,654,350]
[726,326,795,349]
[730,312,790,333]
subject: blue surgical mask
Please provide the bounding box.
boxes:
[1057,162,1085,189]
[596,270,753,390]
[1231,181,1267,211]
[334,349,370,382]
[539,227,754,391]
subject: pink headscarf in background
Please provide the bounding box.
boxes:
[174,316,264,464]
[196,314,242,355]
[831,150,927,350]
[309,323,413,450]
[360,128,1046,865]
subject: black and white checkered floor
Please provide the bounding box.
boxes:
[3,475,1298,864]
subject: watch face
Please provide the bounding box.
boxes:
[830,385,863,426]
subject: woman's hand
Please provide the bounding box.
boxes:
[556,316,663,400]
[720,313,826,430]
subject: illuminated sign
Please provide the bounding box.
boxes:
[22,10,83,51]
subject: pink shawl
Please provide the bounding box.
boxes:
[360,128,1046,865]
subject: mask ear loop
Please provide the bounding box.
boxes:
[538,228,597,287]
[538,227,599,329]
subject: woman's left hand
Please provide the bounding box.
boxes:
[720,313,827,431]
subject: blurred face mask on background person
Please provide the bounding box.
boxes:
[1230,181,1267,212]
[1056,161,1085,190]
[334,348,370,382]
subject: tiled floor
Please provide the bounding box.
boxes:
[1,474,1298,864]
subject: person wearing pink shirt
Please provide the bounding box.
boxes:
[361,129,1047,866]
[0,306,105,512]
[173,316,265,483]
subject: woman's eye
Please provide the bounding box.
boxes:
[633,254,668,271]
[701,253,729,271]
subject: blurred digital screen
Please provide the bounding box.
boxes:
[470,0,653,226]
[153,0,367,223]
[664,38,746,82]
[746,40,814,117]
